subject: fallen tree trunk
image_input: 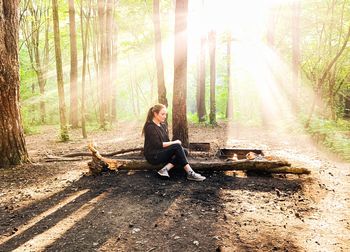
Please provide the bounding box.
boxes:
[62,147,143,157]
[43,147,144,162]
[87,144,311,175]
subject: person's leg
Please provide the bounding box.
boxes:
[184,163,206,181]
[157,163,174,177]
[154,144,205,181]
[153,145,184,177]
[168,144,205,181]
[167,144,189,167]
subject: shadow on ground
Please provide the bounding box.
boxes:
[0,168,307,252]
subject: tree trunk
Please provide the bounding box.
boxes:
[42,5,50,123]
[111,8,118,122]
[305,25,350,128]
[106,0,113,123]
[292,0,301,99]
[197,32,206,122]
[208,30,216,125]
[68,0,79,128]
[21,0,48,124]
[226,32,233,120]
[0,0,29,167]
[98,0,107,128]
[172,0,189,147]
[153,0,168,107]
[52,0,69,140]
[80,0,92,138]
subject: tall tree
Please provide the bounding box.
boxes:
[172,0,189,147]
[226,32,233,120]
[21,0,50,124]
[68,0,79,128]
[197,32,206,122]
[0,0,29,166]
[111,0,118,122]
[52,0,69,140]
[305,25,350,128]
[208,30,216,125]
[106,0,113,123]
[80,0,93,138]
[153,0,168,107]
[98,0,107,128]
[292,0,301,98]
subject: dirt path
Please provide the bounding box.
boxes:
[0,122,349,251]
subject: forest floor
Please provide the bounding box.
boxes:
[0,121,349,252]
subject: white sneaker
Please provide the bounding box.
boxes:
[158,168,170,178]
[187,171,206,181]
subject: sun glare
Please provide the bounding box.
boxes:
[190,0,306,142]
[189,0,295,42]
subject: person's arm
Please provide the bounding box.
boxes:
[163,140,181,148]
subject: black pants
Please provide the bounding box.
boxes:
[146,143,189,167]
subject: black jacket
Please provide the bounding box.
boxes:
[143,121,169,159]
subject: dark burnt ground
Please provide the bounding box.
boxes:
[0,122,349,252]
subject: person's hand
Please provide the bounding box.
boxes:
[173,139,182,145]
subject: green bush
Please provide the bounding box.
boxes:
[307,117,350,161]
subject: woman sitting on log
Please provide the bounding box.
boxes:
[142,104,206,181]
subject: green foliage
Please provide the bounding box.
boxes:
[59,126,69,142]
[187,111,199,123]
[23,122,42,136]
[306,117,350,161]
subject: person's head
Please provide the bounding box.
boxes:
[142,104,167,135]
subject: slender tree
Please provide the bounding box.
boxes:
[111,0,118,122]
[305,25,350,128]
[208,30,216,125]
[226,32,233,120]
[21,0,50,124]
[292,0,301,98]
[98,0,107,128]
[172,0,189,147]
[197,32,206,122]
[0,0,29,166]
[68,0,79,128]
[80,0,93,138]
[153,0,168,107]
[106,0,113,122]
[52,0,69,140]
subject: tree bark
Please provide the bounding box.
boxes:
[0,0,29,167]
[208,30,216,125]
[111,5,118,122]
[197,32,206,122]
[226,32,233,120]
[153,0,168,107]
[52,0,69,140]
[98,0,107,128]
[80,0,92,138]
[292,0,301,99]
[172,0,189,147]
[106,0,113,123]
[68,0,79,128]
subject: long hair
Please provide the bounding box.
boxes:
[142,104,166,135]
